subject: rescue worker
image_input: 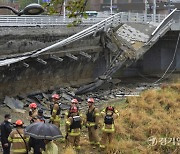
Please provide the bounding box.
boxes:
[99,106,119,149]
[85,98,100,147]
[65,106,82,150]
[49,94,61,128]
[41,140,58,154]
[29,102,38,124]
[65,98,79,119]
[28,109,45,154]
[8,120,29,154]
[36,109,46,123]
[0,114,12,154]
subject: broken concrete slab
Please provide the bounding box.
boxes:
[4,96,24,110]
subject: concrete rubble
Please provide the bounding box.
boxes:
[1,81,161,114]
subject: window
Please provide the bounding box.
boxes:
[117,0,128,3]
[131,0,144,2]
[103,0,115,4]
[85,11,98,17]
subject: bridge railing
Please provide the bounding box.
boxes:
[0,12,166,27]
[0,11,168,66]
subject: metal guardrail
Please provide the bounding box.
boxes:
[0,12,166,27]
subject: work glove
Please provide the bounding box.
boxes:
[94,125,98,130]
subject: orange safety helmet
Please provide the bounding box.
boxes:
[71,98,78,104]
[29,102,37,109]
[70,106,78,113]
[52,94,60,100]
[15,119,23,126]
[87,98,94,103]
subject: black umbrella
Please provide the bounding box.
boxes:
[25,122,63,140]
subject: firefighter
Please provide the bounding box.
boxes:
[8,120,29,154]
[49,94,61,128]
[36,109,46,123]
[28,109,46,154]
[65,98,79,119]
[65,106,82,150]
[29,102,38,124]
[99,106,119,149]
[85,98,100,146]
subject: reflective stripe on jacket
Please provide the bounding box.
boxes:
[8,128,29,154]
[102,124,115,133]
[66,116,82,136]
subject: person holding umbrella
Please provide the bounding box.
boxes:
[25,122,63,154]
[28,111,45,154]
[8,120,29,154]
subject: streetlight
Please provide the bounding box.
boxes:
[0,3,44,16]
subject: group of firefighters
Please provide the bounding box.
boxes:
[1,93,119,153]
[48,93,120,150]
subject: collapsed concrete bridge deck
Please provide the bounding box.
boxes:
[0,10,180,98]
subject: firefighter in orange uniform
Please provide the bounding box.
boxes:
[29,102,38,124]
[8,120,29,154]
[65,106,83,150]
[85,98,100,146]
[99,106,119,149]
[50,94,61,128]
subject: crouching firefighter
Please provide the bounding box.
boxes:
[65,106,82,150]
[99,106,119,149]
[49,94,61,128]
[85,98,100,146]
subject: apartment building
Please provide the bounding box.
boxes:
[87,0,180,14]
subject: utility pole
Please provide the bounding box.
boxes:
[110,0,112,15]
[63,0,66,20]
[153,0,156,22]
[168,0,171,13]
[145,0,148,22]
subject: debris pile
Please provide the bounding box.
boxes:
[1,81,161,114]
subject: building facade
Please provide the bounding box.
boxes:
[87,0,180,14]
